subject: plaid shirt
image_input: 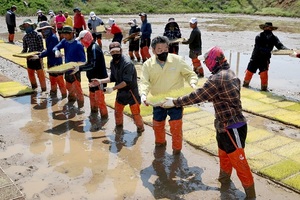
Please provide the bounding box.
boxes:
[22,31,44,53]
[174,63,246,132]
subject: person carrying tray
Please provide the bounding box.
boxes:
[163,17,182,55]
[75,30,109,119]
[53,25,86,114]
[19,19,47,92]
[243,22,289,91]
[31,21,67,98]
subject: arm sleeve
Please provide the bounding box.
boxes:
[139,63,151,95]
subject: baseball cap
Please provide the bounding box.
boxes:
[90,11,96,18]
[109,42,121,52]
[139,13,147,17]
[189,17,197,24]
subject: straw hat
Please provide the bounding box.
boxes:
[36,21,53,32]
[19,19,37,31]
[259,22,278,30]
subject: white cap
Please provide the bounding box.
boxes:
[189,17,197,24]
[128,19,137,25]
[37,10,42,14]
[107,18,115,26]
[76,30,89,41]
[90,11,96,18]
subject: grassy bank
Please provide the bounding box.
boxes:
[1,0,300,17]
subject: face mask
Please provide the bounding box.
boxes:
[25,26,33,33]
[130,24,135,27]
[112,54,121,62]
[157,52,168,62]
[42,28,52,38]
[92,17,96,20]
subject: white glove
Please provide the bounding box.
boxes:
[89,79,100,87]
[29,55,39,60]
[55,50,62,58]
[290,51,298,58]
[141,94,148,106]
[191,83,197,89]
[104,87,113,94]
[161,97,175,108]
[70,65,79,75]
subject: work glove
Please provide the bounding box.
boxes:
[70,65,79,75]
[104,87,113,94]
[290,51,298,58]
[191,83,197,89]
[141,94,148,106]
[29,55,39,60]
[161,97,175,108]
[89,79,101,87]
[55,50,62,58]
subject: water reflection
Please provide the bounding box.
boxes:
[140,147,218,199]
[108,129,142,153]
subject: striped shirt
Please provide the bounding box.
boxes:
[173,62,246,132]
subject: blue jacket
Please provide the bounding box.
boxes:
[40,33,62,67]
[140,20,152,40]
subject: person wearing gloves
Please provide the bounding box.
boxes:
[106,18,123,44]
[243,22,289,91]
[52,25,86,114]
[87,11,104,45]
[31,21,67,98]
[125,19,141,63]
[161,46,256,199]
[75,30,109,119]
[182,17,204,78]
[19,19,47,92]
[139,13,152,62]
[89,41,144,134]
[139,36,198,155]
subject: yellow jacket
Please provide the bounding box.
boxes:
[65,16,73,27]
[140,53,198,96]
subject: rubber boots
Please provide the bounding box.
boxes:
[243,70,254,88]
[141,46,151,62]
[218,148,233,184]
[260,71,268,91]
[114,101,124,127]
[227,148,254,189]
[153,120,166,147]
[130,103,144,133]
[244,184,256,199]
[192,58,204,77]
[169,119,183,154]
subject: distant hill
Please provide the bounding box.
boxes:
[2,0,300,17]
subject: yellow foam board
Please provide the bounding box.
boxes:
[0,81,33,97]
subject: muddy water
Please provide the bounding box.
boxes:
[1,93,299,199]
